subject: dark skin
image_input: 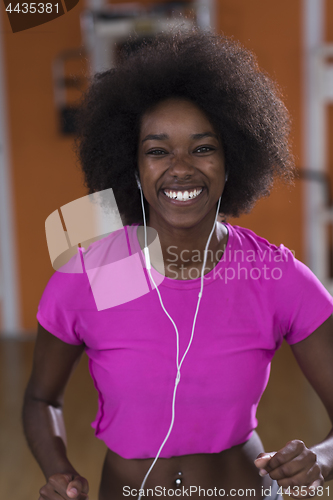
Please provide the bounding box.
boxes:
[23,98,333,499]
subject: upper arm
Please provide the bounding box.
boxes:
[291,314,333,422]
[25,322,85,407]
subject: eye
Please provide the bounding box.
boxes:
[147,149,167,156]
[195,146,216,154]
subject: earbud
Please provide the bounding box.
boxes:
[225,171,229,182]
[135,171,142,190]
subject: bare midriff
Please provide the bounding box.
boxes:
[98,431,273,500]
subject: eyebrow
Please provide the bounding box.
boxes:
[141,132,219,144]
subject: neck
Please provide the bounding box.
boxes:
[140,212,226,279]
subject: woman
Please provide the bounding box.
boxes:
[23,30,333,500]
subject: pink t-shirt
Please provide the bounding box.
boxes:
[37,223,333,459]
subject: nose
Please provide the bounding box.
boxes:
[168,152,195,179]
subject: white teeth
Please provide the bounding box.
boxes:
[163,188,203,201]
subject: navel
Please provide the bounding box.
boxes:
[174,471,183,487]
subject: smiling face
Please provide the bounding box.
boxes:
[137,98,226,232]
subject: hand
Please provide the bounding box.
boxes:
[38,473,89,499]
[254,440,324,498]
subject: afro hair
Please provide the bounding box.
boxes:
[75,27,294,225]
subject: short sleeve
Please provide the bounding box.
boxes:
[37,270,85,345]
[273,245,333,344]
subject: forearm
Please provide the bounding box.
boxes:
[22,394,78,480]
[310,428,333,482]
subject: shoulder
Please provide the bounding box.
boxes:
[223,224,333,344]
[41,224,139,309]
[225,223,293,267]
[224,223,332,299]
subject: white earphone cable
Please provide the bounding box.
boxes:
[137,186,222,498]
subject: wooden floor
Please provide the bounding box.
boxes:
[0,338,332,500]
